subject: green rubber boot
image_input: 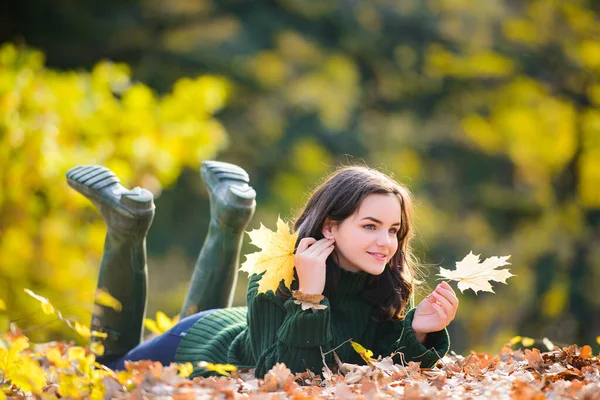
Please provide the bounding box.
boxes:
[180,161,256,317]
[67,165,155,357]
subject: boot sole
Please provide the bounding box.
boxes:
[201,161,255,206]
[67,165,155,218]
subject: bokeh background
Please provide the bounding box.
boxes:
[1,0,599,356]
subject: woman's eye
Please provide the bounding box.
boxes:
[389,228,398,234]
[364,224,375,230]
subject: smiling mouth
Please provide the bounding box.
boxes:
[367,252,387,261]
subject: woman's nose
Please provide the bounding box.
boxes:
[376,232,391,247]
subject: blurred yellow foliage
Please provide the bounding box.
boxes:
[0,43,230,342]
[541,281,568,318]
[270,138,333,210]
[426,45,515,78]
[248,31,360,132]
[287,53,360,130]
[462,78,577,204]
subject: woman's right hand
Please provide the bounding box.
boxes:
[294,237,335,295]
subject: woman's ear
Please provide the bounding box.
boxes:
[322,218,336,239]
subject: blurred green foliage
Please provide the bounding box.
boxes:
[2,0,600,354]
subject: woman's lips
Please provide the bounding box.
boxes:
[367,252,387,261]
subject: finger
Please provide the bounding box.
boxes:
[315,243,335,260]
[432,302,448,324]
[432,292,455,320]
[435,286,459,309]
[440,281,456,296]
[424,293,438,305]
[432,291,452,311]
[296,237,317,253]
[303,237,335,256]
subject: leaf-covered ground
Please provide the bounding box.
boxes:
[3,333,600,399]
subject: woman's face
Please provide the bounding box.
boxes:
[326,193,401,275]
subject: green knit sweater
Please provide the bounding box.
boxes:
[174,268,450,378]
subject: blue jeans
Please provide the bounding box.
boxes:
[99,309,218,370]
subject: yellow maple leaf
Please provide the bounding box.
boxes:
[437,251,514,294]
[198,361,237,376]
[0,298,6,311]
[350,340,373,364]
[240,217,299,293]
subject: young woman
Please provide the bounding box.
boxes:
[67,162,458,379]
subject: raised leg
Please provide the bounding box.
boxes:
[180,161,256,317]
[67,165,155,357]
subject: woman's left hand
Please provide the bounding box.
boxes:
[412,281,458,342]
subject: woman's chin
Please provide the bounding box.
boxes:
[365,264,387,276]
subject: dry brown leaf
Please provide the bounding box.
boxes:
[511,380,546,400]
[293,300,328,311]
[10,329,600,399]
[524,348,545,372]
[260,363,293,393]
[579,345,593,359]
[292,290,328,311]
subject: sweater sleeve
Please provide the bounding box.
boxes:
[376,308,450,368]
[246,273,332,378]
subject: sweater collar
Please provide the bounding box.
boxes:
[335,265,369,296]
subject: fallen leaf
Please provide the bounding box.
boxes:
[521,337,535,347]
[260,363,292,392]
[510,336,522,345]
[437,252,514,294]
[89,342,104,356]
[350,341,373,364]
[95,289,123,312]
[292,290,328,311]
[543,337,555,351]
[579,345,592,359]
[198,361,237,377]
[74,322,91,339]
[45,347,69,368]
[240,217,299,293]
[90,330,108,339]
[524,348,544,372]
[178,363,194,378]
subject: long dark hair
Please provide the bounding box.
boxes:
[279,165,417,321]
